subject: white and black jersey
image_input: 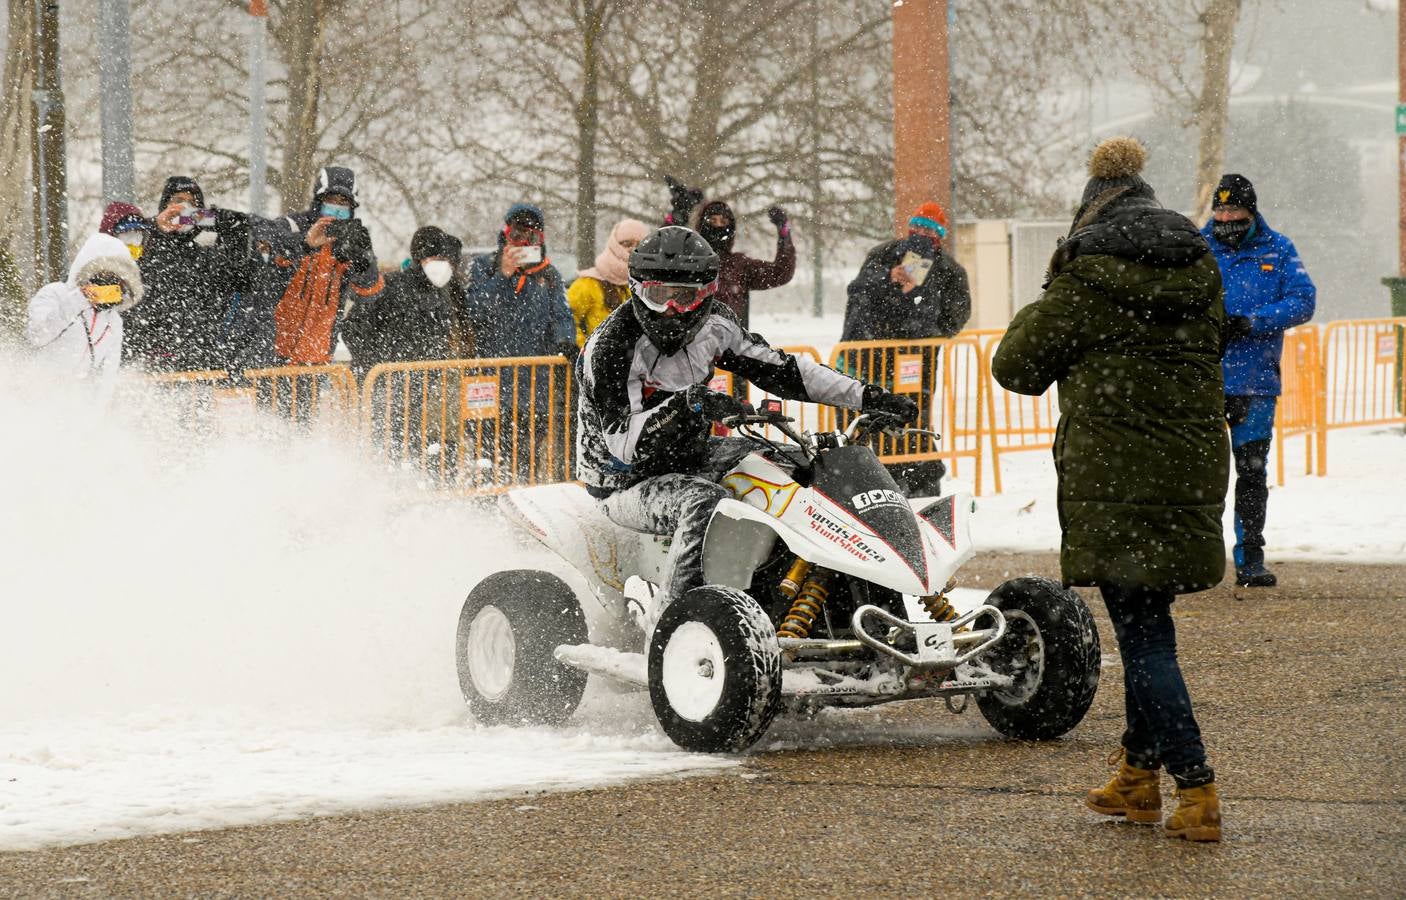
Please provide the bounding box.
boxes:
[576,304,865,492]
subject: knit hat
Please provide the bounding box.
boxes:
[504,203,545,231]
[908,201,949,238]
[311,165,358,208]
[410,225,450,262]
[577,218,649,286]
[1212,173,1257,215]
[1080,136,1155,207]
[99,201,148,236]
[159,175,204,210]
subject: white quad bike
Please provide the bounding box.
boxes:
[456,404,1101,753]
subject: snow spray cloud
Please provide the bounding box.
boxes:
[0,348,537,728]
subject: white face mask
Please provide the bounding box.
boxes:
[422,259,453,288]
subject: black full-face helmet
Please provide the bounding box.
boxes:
[628,226,721,355]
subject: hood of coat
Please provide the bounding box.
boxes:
[67,233,144,312]
[1059,248,1221,325]
[691,199,735,254]
[577,218,649,286]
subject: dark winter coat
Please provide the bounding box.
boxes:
[124,212,252,372]
[991,195,1230,594]
[687,199,795,327]
[841,237,971,341]
[1201,213,1315,396]
[342,263,455,376]
[462,234,574,359]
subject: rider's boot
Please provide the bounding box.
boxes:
[1164,780,1222,842]
[1084,748,1162,824]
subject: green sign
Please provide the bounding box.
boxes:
[1398,104,1406,136]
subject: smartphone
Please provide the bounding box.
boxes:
[514,244,542,265]
[178,208,218,228]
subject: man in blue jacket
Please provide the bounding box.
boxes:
[464,203,576,482]
[1203,174,1316,588]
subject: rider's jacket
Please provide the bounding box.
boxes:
[576,304,865,493]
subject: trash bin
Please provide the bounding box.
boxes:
[1384,277,1406,413]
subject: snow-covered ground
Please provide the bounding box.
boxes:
[2,343,1402,852]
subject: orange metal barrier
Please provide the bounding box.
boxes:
[244,364,358,427]
[1273,325,1321,485]
[731,345,828,443]
[827,337,987,494]
[979,333,1057,495]
[1315,317,1406,476]
[360,356,574,495]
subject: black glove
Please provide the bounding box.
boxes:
[212,207,250,246]
[767,206,788,228]
[1224,315,1252,342]
[332,219,374,272]
[862,384,919,424]
[664,174,702,224]
[683,383,753,422]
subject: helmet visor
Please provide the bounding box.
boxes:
[631,277,718,314]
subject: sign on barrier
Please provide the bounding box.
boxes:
[460,376,500,419]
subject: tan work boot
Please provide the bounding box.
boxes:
[1165,783,1222,842]
[1084,749,1162,824]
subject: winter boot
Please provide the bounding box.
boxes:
[1084,749,1162,824]
[1165,783,1222,842]
[1235,562,1277,588]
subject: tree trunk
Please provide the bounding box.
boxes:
[275,0,332,214]
[30,0,68,285]
[0,0,36,330]
[574,0,607,266]
[1190,0,1242,225]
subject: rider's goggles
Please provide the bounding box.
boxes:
[631,277,719,314]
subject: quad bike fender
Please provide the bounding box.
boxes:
[704,497,927,593]
[914,493,978,589]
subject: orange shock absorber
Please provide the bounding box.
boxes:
[922,592,960,623]
[778,573,830,639]
[778,557,812,601]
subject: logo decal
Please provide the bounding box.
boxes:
[852,489,906,512]
[1217,189,1230,204]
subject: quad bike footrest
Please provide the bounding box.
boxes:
[850,603,1006,671]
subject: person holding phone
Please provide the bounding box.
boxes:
[463,203,576,482]
[124,175,253,372]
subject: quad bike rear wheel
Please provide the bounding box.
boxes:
[456,570,588,726]
[648,585,782,753]
[975,576,1100,740]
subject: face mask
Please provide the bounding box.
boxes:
[422,259,453,288]
[119,231,145,260]
[698,221,734,253]
[320,202,353,221]
[84,283,123,306]
[1212,217,1253,249]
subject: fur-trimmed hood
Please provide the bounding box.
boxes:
[66,233,143,312]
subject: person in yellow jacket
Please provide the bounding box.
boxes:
[567,218,649,346]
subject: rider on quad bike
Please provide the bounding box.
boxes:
[576,225,918,623]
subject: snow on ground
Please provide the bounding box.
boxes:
[2,334,1401,852]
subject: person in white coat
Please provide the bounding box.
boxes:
[27,232,144,402]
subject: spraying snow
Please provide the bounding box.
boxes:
[0,350,730,851]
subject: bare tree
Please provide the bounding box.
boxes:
[0,0,37,329]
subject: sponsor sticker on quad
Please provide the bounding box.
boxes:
[852,488,906,512]
[913,622,954,664]
[460,375,500,420]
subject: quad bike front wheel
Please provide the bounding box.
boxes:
[648,585,782,753]
[456,570,589,726]
[975,576,1101,740]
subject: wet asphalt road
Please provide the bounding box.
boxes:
[3,552,1404,897]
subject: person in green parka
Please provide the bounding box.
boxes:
[992,136,1229,843]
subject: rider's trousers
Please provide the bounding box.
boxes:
[1100,583,1214,788]
[601,438,754,605]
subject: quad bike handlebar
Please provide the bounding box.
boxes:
[721,408,941,463]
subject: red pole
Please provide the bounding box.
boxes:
[891,0,951,237]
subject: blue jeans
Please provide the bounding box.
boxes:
[1100,584,1214,788]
